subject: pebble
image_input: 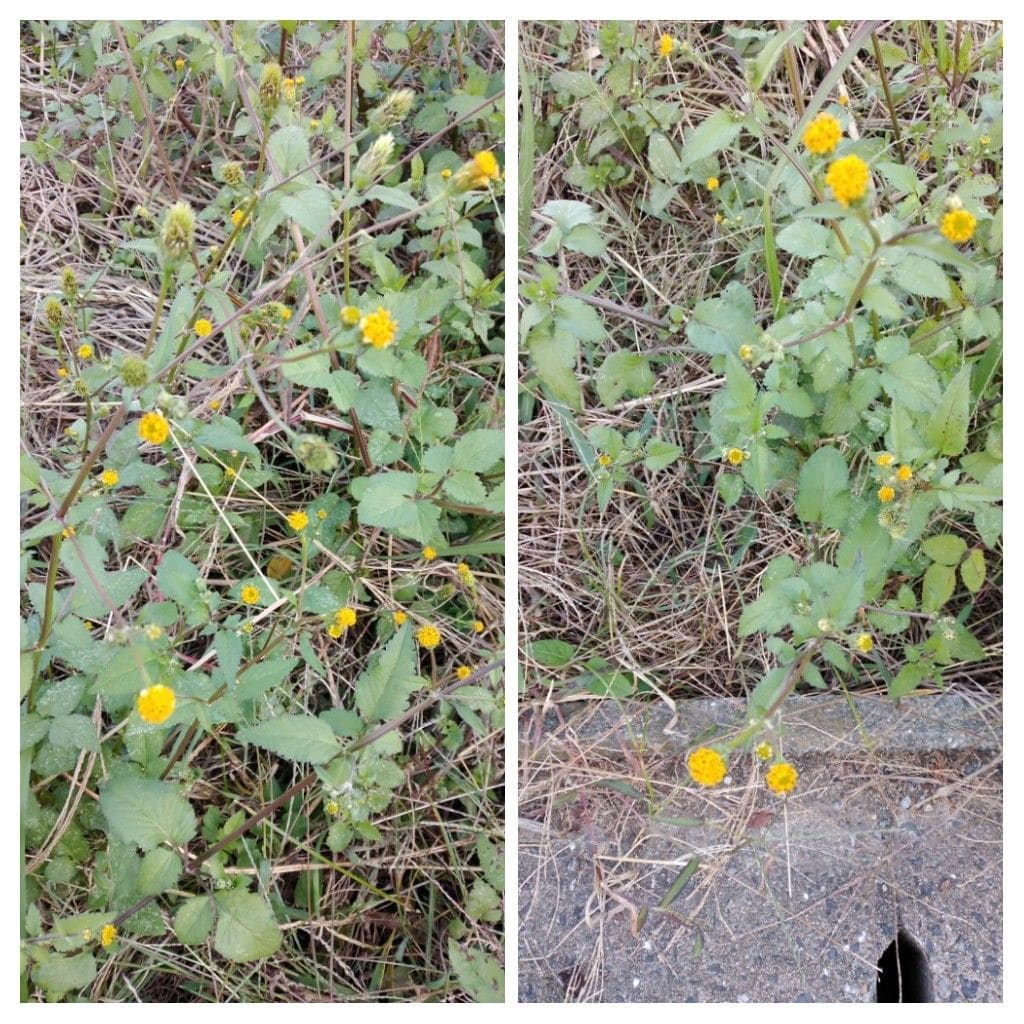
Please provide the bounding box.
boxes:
[900,795,912,809]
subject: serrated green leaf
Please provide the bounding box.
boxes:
[925,364,971,456]
[236,714,341,764]
[137,847,182,897]
[100,777,197,851]
[213,890,282,963]
[173,895,214,945]
[795,446,849,529]
[354,626,423,722]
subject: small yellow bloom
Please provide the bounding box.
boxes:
[825,153,870,207]
[341,305,360,326]
[137,684,176,725]
[335,606,357,630]
[175,58,185,71]
[766,761,798,795]
[231,208,248,228]
[755,741,773,760]
[241,621,254,634]
[310,119,320,129]
[803,112,843,156]
[138,411,170,445]
[687,747,727,787]
[282,77,296,103]
[84,622,93,631]
[714,212,724,224]
[878,485,896,503]
[726,447,746,466]
[210,399,222,411]
[81,928,94,942]
[295,75,305,86]
[144,624,163,641]
[980,135,991,146]
[838,94,850,107]
[896,464,913,482]
[472,619,484,634]
[875,452,895,467]
[287,510,309,532]
[855,632,874,654]
[706,176,720,191]
[58,367,69,378]
[278,305,292,321]
[940,209,977,244]
[99,469,119,487]
[195,318,213,337]
[467,150,501,188]
[225,467,237,479]
[62,526,76,539]
[100,923,117,948]
[78,343,94,359]
[327,622,343,638]
[658,34,674,58]
[325,799,340,815]
[597,454,612,467]
[455,665,472,681]
[240,585,260,606]
[441,168,452,179]
[422,546,437,562]
[739,344,753,361]
[393,610,408,626]
[416,624,441,650]
[359,306,399,349]
[456,562,474,584]
[316,508,327,520]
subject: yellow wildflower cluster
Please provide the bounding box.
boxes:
[78,343,94,359]
[194,318,213,338]
[940,209,977,244]
[455,665,472,681]
[416,624,442,650]
[472,619,485,634]
[706,176,720,191]
[287,510,309,532]
[802,112,842,155]
[687,747,727,787]
[456,562,475,585]
[138,411,170,445]
[825,154,870,207]
[360,307,399,349]
[422,546,437,562]
[341,305,361,325]
[765,761,798,795]
[99,469,119,487]
[328,606,357,638]
[240,585,260,606]
[100,924,117,948]
[658,34,675,57]
[137,684,176,725]
[854,632,874,654]
[725,447,746,466]
[393,610,408,626]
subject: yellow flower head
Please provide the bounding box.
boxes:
[240,585,260,606]
[875,452,895,467]
[137,684,176,725]
[706,176,720,191]
[287,510,309,532]
[175,58,185,71]
[194,318,213,338]
[855,632,874,654]
[231,208,249,228]
[144,624,163,641]
[138,411,170,445]
[341,305,361,326]
[469,150,501,187]
[472,619,485,634]
[726,447,746,466]
[896,464,913,482]
[225,466,237,479]
[310,119,320,130]
[282,77,296,103]
[597,453,612,467]
[838,94,850,107]
[714,212,724,224]
[278,304,292,321]
[62,526,76,539]
[802,112,842,155]
[455,665,472,681]
[325,799,340,815]
[335,606,357,630]
[739,344,753,361]
[78,343,94,360]
[327,622,343,639]
[441,168,452,179]
[755,741,773,761]
[825,154,870,207]
[687,747,727,787]
[878,485,896,503]
[58,367,69,378]
[99,469,119,487]
[766,761,799,795]
[940,209,977,244]
[210,399,222,411]
[456,562,475,584]
[393,610,408,626]
[100,923,117,948]
[416,624,441,650]
[422,546,437,562]
[295,75,305,86]
[658,34,675,57]
[360,306,399,349]
[316,508,327,521]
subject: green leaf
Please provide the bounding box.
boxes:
[795,446,849,529]
[921,562,956,613]
[47,714,99,752]
[775,220,832,259]
[648,131,682,182]
[213,890,282,963]
[595,349,654,407]
[234,658,299,701]
[100,777,197,852]
[747,22,806,90]
[925,364,971,456]
[961,548,986,593]
[268,126,311,178]
[529,639,575,667]
[451,430,504,472]
[529,330,581,409]
[921,534,967,566]
[448,940,504,1002]
[236,714,341,764]
[890,254,950,300]
[33,952,97,996]
[195,417,260,458]
[548,69,597,98]
[173,895,215,945]
[679,109,744,167]
[156,550,200,606]
[889,661,930,699]
[355,626,423,722]
[137,847,182,897]
[880,354,941,414]
[61,536,146,616]
[281,344,332,388]
[353,471,441,544]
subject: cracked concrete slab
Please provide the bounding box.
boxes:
[519,692,1002,1002]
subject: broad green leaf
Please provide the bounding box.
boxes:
[33,952,97,996]
[880,354,941,414]
[173,895,214,945]
[355,626,423,722]
[890,254,950,300]
[528,329,581,410]
[47,714,99,752]
[776,220,832,259]
[236,714,341,764]
[234,658,299,700]
[961,548,986,593]
[921,562,956,613]
[353,471,441,543]
[795,446,849,529]
[452,430,504,472]
[925,365,971,456]
[268,125,310,178]
[100,777,197,851]
[548,69,597,98]
[137,847,182,897]
[281,344,332,388]
[889,661,930,699]
[648,131,682,182]
[448,940,504,1002]
[595,350,654,407]
[529,639,575,667]
[213,890,282,963]
[921,534,967,566]
[195,417,260,458]
[679,109,744,167]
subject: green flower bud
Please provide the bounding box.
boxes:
[159,201,196,268]
[120,355,150,388]
[259,62,283,119]
[44,297,64,332]
[293,433,339,474]
[61,268,78,304]
[368,88,416,131]
[353,133,396,190]
[219,161,245,187]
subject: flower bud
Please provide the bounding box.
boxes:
[943,194,964,212]
[293,433,339,474]
[44,297,64,333]
[259,62,283,119]
[353,133,396,190]
[450,150,501,192]
[369,88,416,131]
[159,201,196,268]
[219,161,245,187]
[120,355,150,388]
[61,268,79,304]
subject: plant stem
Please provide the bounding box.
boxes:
[871,31,906,163]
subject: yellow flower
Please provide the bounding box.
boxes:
[714,213,724,224]
[940,209,977,244]
[441,168,452,179]
[61,526,75,539]
[316,508,327,520]
[875,452,895,467]
[295,75,305,86]
[194,318,213,337]
[240,585,260,606]
[137,684,176,725]
[472,619,484,634]
[896,464,913,482]
[980,134,991,146]
[310,119,320,129]
[422,546,437,562]
[725,447,746,466]
[597,454,612,467]
[78,343,94,359]
[393,610,407,626]
[81,928,94,942]
[325,799,340,815]
[335,606,357,630]
[855,632,874,653]
[144,624,163,641]
[878,485,896,503]
[687,747,727,787]
[175,58,185,71]
[225,467,237,479]
[825,154,870,207]
[58,367,69,378]
[231,208,248,228]
[802,113,842,155]
[468,150,501,188]
[278,305,292,321]
[766,761,798,795]
[455,665,472,681]
[210,399,222,411]
[327,622,343,639]
[738,344,753,361]
[100,924,117,948]
[359,306,399,349]
[416,624,441,649]
[341,305,361,326]
[658,34,674,57]
[282,77,296,103]
[138,411,170,445]
[706,176,720,191]
[456,562,474,584]
[755,741,773,761]
[99,469,119,487]
[838,94,850,107]
[287,510,309,532]
[241,621,254,634]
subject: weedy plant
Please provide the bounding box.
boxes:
[520,22,1000,798]
[21,20,504,1002]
